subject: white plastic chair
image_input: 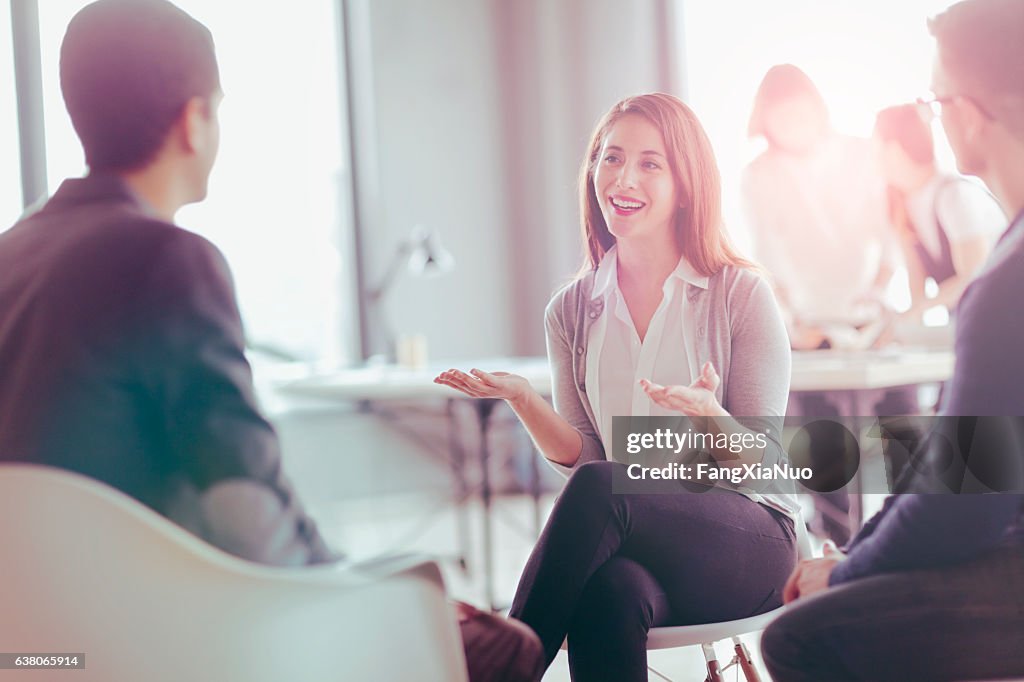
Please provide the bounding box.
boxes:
[557,509,813,681]
[0,463,468,682]
[645,510,814,682]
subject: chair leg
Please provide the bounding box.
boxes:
[732,636,762,682]
[702,643,724,682]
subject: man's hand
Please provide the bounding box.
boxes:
[790,324,829,350]
[782,541,846,603]
[453,600,483,623]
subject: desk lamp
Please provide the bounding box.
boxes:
[366,225,454,362]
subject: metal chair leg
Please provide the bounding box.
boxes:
[646,664,673,682]
[702,643,724,682]
[732,636,762,682]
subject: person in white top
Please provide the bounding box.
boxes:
[873,103,1006,327]
[742,64,901,350]
[436,93,796,681]
[741,65,918,546]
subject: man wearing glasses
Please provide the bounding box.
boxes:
[762,0,1024,679]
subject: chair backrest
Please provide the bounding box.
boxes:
[794,507,814,560]
[0,463,468,682]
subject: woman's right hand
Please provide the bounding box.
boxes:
[434,368,532,406]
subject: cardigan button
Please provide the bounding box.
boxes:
[579,382,586,392]
[577,346,584,354]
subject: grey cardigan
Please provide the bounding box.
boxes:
[544,263,795,508]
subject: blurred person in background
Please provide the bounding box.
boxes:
[742,64,900,351]
[873,103,1005,339]
[742,64,917,545]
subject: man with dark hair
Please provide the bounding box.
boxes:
[0,1,541,680]
[761,0,1024,680]
[1,0,321,566]
[60,0,222,174]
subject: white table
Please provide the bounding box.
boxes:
[281,357,552,402]
[283,349,953,404]
[791,349,954,393]
[281,357,551,611]
[280,349,955,603]
[789,348,954,532]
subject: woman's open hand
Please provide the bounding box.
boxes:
[434,368,531,405]
[640,361,725,417]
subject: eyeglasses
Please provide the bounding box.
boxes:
[916,94,995,121]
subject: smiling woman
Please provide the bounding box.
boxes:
[436,92,798,682]
[578,93,752,278]
[592,114,678,248]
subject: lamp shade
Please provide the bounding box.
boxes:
[406,225,455,277]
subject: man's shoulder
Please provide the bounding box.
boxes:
[77,201,225,278]
[1,194,230,309]
[86,205,218,258]
[948,217,1024,413]
[9,191,211,255]
[970,219,1024,293]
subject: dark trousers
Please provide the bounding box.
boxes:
[509,461,797,682]
[762,544,1024,682]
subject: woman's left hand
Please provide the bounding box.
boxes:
[640,361,725,417]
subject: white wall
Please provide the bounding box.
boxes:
[357,0,514,361]
[278,0,675,508]
[0,0,24,229]
[357,0,672,359]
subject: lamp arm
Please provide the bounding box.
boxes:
[366,240,414,303]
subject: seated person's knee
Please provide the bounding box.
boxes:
[564,460,616,501]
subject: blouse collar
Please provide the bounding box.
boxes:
[591,245,709,300]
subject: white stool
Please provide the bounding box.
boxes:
[644,510,814,682]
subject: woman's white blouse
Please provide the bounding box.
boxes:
[586,246,707,453]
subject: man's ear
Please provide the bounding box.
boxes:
[178,96,213,155]
[959,97,991,144]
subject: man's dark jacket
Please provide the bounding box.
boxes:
[0,173,333,565]
[830,209,1024,584]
